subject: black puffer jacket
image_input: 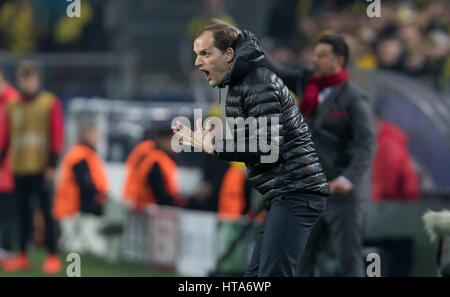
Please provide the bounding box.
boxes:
[214,30,330,210]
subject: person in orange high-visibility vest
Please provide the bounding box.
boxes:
[127,126,184,212]
[217,162,252,221]
[53,122,108,221]
[122,130,155,205]
[53,122,109,256]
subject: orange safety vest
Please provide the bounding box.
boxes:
[218,164,248,221]
[133,149,180,211]
[53,145,108,220]
[122,140,155,202]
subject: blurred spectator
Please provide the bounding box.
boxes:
[53,121,109,256]
[403,47,427,76]
[266,0,298,45]
[289,0,450,91]
[343,34,377,70]
[0,0,103,53]
[376,37,405,72]
[122,132,155,205]
[372,111,420,202]
[186,155,253,221]
[217,162,252,221]
[0,0,37,53]
[52,0,95,51]
[0,67,18,260]
[31,0,67,51]
[0,60,64,274]
[53,121,108,219]
[295,15,321,51]
[186,0,236,41]
[397,23,422,48]
[123,126,184,212]
[185,152,230,212]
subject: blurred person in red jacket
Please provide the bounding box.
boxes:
[372,110,420,201]
[0,61,64,273]
[0,68,19,261]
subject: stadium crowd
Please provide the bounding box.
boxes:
[263,0,450,90]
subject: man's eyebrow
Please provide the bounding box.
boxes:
[194,49,209,55]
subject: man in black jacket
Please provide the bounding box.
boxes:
[265,35,376,276]
[174,24,330,276]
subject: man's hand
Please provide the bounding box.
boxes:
[172,118,215,154]
[328,177,353,195]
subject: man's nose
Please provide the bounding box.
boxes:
[195,56,202,68]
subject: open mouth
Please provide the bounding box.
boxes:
[201,69,211,81]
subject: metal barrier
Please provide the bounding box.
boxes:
[119,204,257,276]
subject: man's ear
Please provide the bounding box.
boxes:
[226,47,235,63]
[337,56,345,69]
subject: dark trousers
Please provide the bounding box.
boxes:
[0,192,15,251]
[14,174,57,254]
[244,192,327,277]
[298,194,367,277]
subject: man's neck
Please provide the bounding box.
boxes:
[79,141,96,152]
[21,91,40,100]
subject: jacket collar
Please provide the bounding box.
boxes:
[218,30,265,89]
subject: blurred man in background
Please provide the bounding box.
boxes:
[372,110,420,202]
[125,126,184,212]
[185,153,229,212]
[53,122,109,256]
[290,35,376,277]
[122,130,155,207]
[0,60,64,273]
[216,162,253,221]
[0,67,19,263]
[0,0,37,53]
[187,157,253,221]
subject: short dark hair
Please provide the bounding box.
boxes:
[195,24,239,53]
[317,35,349,68]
